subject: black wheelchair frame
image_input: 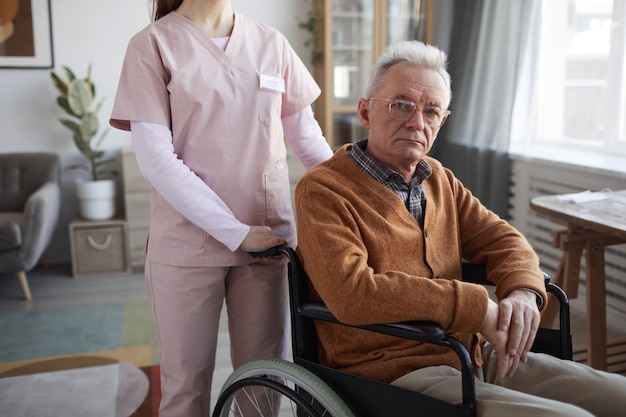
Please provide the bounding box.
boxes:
[213,246,572,417]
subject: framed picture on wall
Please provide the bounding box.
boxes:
[0,0,53,69]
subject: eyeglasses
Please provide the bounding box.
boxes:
[368,98,450,127]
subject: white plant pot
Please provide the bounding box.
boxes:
[76,179,116,221]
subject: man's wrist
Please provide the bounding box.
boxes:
[516,288,544,309]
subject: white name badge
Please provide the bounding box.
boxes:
[259,74,285,93]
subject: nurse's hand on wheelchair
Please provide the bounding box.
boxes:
[238,225,287,253]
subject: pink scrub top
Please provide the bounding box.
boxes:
[110,12,321,267]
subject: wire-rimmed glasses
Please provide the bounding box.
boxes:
[368,98,450,127]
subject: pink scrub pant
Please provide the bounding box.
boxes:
[145,257,289,417]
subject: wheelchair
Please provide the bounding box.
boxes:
[212,246,572,417]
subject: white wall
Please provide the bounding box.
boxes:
[0,0,313,264]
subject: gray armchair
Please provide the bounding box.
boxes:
[0,153,61,300]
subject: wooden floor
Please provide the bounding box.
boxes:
[0,265,148,313]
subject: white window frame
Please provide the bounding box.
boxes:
[606,0,626,154]
[513,0,626,159]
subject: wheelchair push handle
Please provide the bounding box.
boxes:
[250,245,290,259]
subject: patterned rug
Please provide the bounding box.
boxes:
[0,347,160,417]
[0,300,159,365]
[0,300,161,416]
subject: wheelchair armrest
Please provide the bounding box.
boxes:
[462,262,552,287]
[461,262,491,285]
[298,301,476,408]
[299,301,447,343]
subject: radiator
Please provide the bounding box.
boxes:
[508,156,626,317]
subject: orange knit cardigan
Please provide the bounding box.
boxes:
[295,144,546,384]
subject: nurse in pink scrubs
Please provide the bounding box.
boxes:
[110,0,333,415]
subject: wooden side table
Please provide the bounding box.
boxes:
[69,218,131,278]
[531,190,626,370]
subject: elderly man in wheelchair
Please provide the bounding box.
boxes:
[213,40,626,417]
[290,41,626,417]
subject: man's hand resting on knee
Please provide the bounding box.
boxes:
[480,290,540,378]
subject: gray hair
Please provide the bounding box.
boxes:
[364,40,452,108]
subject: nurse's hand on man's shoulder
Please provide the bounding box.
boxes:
[238,225,287,252]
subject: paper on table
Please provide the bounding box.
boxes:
[553,190,610,204]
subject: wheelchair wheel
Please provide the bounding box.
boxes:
[212,358,355,417]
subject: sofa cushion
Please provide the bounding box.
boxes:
[0,220,22,251]
[0,153,60,212]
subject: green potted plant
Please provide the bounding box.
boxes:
[297,5,323,66]
[51,64,116,221]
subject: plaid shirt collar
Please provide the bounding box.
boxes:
[347,139,432,188]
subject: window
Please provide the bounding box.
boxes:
[518,0,626,156]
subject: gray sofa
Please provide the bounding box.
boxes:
[0,153,61,300]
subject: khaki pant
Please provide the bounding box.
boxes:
[146,258,289,417]
[392,343,626,416]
